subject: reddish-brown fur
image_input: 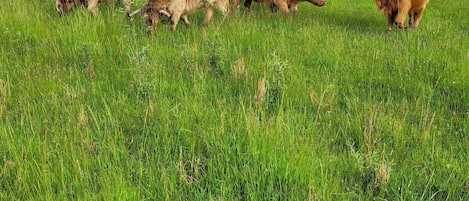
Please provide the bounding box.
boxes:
[375,0,429,31]
[141,0,170,34]
[231,0,325,17]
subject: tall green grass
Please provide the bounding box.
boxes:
[1,0,468,200]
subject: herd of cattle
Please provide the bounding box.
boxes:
[55,0,430,33]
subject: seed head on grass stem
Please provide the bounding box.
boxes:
[255,76,266,108]
[232,58,245,79]
[0,79,7,116]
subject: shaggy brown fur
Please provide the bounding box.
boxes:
[141,0,171,34]
[231,0,325,17]
[231,0,277,13]
[140,0,229,32]
[55,0,130,16]
[375,0,429,31]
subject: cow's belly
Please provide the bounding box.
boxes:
[410,0,429,9]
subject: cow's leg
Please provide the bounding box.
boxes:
[408,12,414,27]
[231,0,242,11]
[386,15,393,32]
[386,10,398,32]
[290,3,299,14]
[88,0,99,15]
[273,0,290,19]
[410,7,426,29]
[387,17,394,32]
[181,15,191,28]
[394,1,411,29]
[203,7,214,27]
[244,0,253,12]
[170,13,182,31]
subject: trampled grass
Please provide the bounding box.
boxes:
[0,0,468,200]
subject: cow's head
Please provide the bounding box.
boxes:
[307,0,326,7]
[56,0,76,16]
[142,1,170,34]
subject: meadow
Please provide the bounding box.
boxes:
[0,0,468,200]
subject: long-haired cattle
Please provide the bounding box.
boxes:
[55,0,131,16]
[375,0,429,31]
[136,0,229,32]
[231,0,326,18]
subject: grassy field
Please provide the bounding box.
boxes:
[0,0,468,200]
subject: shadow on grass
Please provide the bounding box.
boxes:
[319,10,386,34]
[296,4,388,35]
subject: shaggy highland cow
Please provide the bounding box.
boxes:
[55,0,130,16]
[375,0,429,31]
[131,0,229,33]
[232,0,325,17]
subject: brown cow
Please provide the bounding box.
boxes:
[375,0,429,31]
[134,0,229,32]
[231,0,277,13]
[231,0,326,17]
[55,0,131,16]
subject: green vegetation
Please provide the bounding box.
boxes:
[1,0,468,200]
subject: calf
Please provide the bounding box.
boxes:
[375,0,429,31]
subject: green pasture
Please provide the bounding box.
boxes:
[0,0,468,200]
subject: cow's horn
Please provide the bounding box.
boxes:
[159,10,171,17]
[129,8,142,18]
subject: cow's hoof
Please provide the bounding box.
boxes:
[394,22,406,29]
